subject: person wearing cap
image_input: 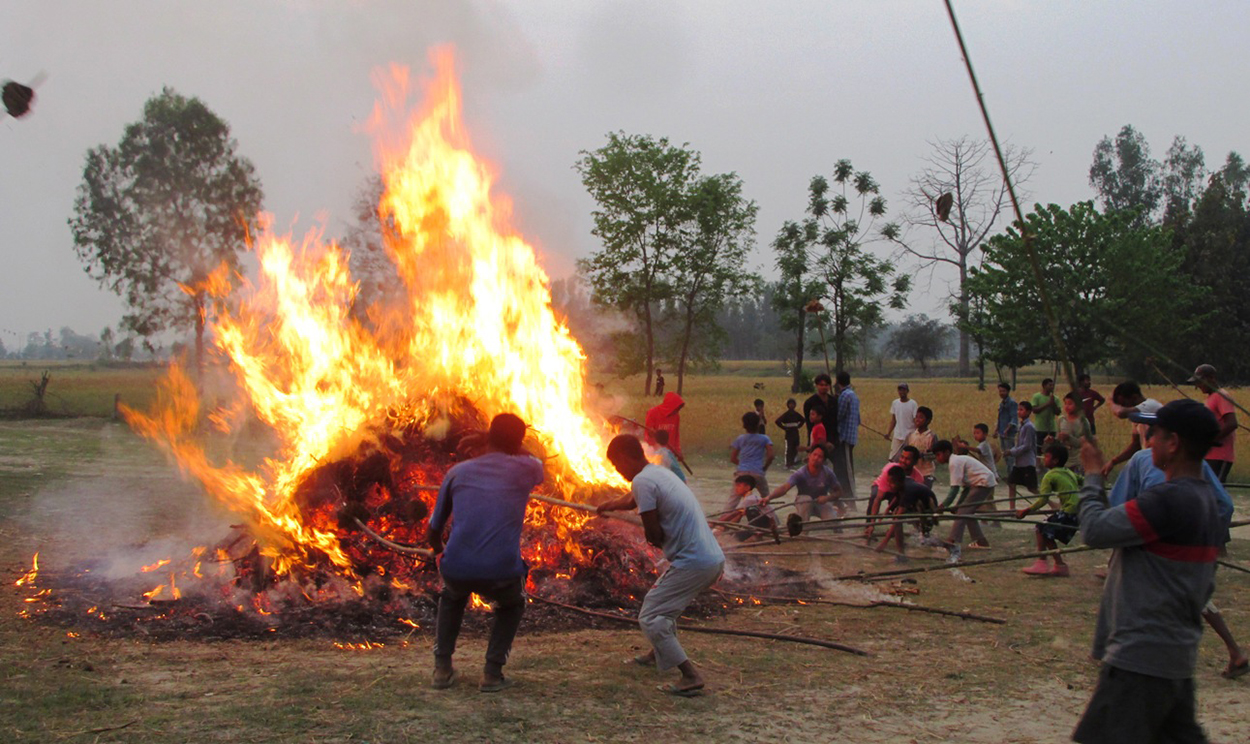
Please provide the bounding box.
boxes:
[1071,400,1226,742]
[1190,364,1237,483]
[884,382,918,462]
[1109,411,1246,681]
[427,413,545,693]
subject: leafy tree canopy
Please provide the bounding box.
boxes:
[70,87,263,371]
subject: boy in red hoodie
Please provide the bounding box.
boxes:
[646,392,686,458]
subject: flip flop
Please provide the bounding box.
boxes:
[1222,659,1250,680]
[479,677,516,693]
[658,682,704,698]
[624,654,656,667]
[965,543,992,550]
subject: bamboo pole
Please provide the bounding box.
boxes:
[715,589,1007,625]
[835,545,1096,582]
[528,493,642,525]
[527,594,870,657]
[943,0,1078,395]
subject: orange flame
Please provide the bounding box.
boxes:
[15,553,38,587]
[121,48,625,582]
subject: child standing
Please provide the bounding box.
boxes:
[730,411,774,502]
[1006,401,1040,511]
[774,398,806,468]
[1017,444,1081,577]
[1056,392,1093,473]
[752,399,767,435]
[905,406,937,488]
[885,383,919,461]
[807,407,828,454]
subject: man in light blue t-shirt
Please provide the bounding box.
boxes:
[599,435,725,698]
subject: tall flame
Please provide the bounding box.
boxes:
[123,48,624,578]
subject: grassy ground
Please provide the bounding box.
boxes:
[2,368,1250,742]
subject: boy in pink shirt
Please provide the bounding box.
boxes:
[1191,364,1237,482]
[863,445,924,540]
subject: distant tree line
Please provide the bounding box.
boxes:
[61,85,1250,392]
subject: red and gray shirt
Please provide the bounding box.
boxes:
[1078,474,1222,679]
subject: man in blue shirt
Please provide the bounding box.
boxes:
[832,371,860,504]
[995,382,1018,472]
[427,413,545,693]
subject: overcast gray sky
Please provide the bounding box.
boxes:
[3,1,1248,348]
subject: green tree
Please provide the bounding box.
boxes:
[575,133,700,394]
[884,136,1034,377]
[802,161,910,372]
[98,326,115,362]
[887,314,950,375]
[70,88,263,377]
[663,173,759,393]
[1089,125,1161,226]
[1171,153,1250,378]
[770,219,822,392]
[966,202,1203,375]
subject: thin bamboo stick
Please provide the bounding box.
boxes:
[527,593,870,656]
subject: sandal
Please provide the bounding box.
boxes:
[624,654,656,667]
[657,682,704,697]
[1222,659,1250,680]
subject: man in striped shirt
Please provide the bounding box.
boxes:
[1072,399,1224,743]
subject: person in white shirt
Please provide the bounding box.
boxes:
[933,439,997,549]
[884,383,919,461]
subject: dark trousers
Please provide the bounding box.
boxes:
[784,434,801,467]
[831,442,855,505]
[434,575,526,676]
[1073,664,1206,743]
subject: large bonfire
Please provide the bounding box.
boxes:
[23,51,682,638]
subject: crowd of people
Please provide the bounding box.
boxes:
[421,363,1244,741]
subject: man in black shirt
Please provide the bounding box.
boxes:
[803,373,837,447]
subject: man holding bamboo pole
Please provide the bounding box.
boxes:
[598,435,724,697]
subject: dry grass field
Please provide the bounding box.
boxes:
[2,363,1249,742]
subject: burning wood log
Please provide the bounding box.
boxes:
[353,518,434,559]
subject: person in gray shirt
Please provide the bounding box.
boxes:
[1071,400,1223,744]
[599,435,725,698]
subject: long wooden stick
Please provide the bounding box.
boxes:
[836,545,1096,582]
[528,493,642,525]
[943,0,1077,394]
[353,518,434,559]
[716,589,1006,625]
[1218,559,1250,576]
[527,593,870,657]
